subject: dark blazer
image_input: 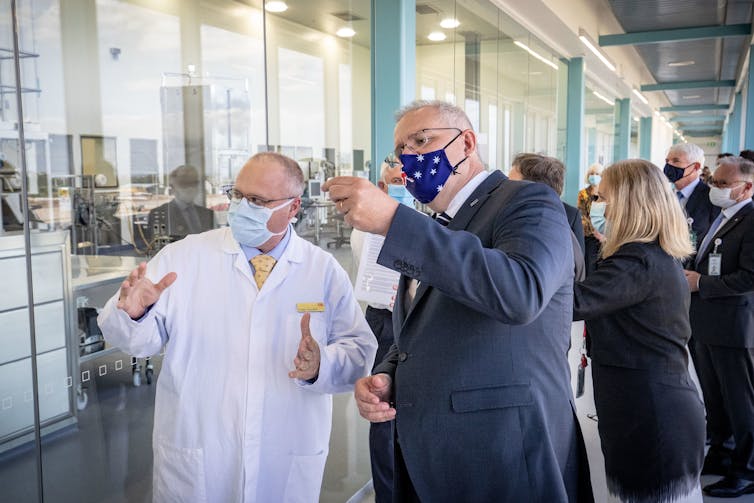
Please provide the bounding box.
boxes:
[574,242,692,372]
[690,202,754,348]
[147,200,215,240]
[564,202,585,255]
[685,180,720,251]
[375,171,590,502]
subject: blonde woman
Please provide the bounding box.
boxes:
[573,159,705,503]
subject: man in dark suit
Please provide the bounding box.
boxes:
[665,143,720,255]
[684,156,754,497]
[508,153,586,280]
[147,165,214,242]
[324,101,591,502]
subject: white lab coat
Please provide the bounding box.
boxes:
[98,228,376,503]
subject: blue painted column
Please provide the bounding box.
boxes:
[745,46,754,149]
[729,92,742,153]
[564,57,584,205]
[613,98,631,161]
[639,116,652,159]
[371,0,415,182]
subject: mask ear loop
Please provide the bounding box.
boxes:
[442,129,468,175]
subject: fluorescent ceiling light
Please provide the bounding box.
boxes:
[682,95,701,99]
[633,117,640,122]
[668,60,695,67]
[579,30,616,72]
[440,18,460,29]
[632,89,649,104]
[428,31,447,42]
[654,110,660,117]
[688,110,703,114]
[265,1,288,13]
[336,27,356,38]
[592,90,614,106]
[514,41,558,70]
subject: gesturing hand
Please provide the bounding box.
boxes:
[288,313,321,381]
[354,374,396,423]
[116,262,177,320]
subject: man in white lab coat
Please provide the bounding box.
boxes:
[98,152,377,503]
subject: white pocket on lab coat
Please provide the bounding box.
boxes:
[153,440,207,503]
[282,450,328,503]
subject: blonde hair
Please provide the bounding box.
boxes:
[600,159,693,260]
[584,163,603,185]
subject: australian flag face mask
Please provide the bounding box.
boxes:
[399,131,468,204]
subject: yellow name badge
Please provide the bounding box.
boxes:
[296,302,325,313]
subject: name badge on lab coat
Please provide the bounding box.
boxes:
[297,302,325,312]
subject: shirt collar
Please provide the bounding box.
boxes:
[722,198,751,220]
[241,224,292,262]
[678,177,700,199]
[444,171,491,219]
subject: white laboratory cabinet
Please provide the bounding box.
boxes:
[0,231,76,451]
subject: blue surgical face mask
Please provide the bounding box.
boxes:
[587,174,601,186]
[589,201,607,234]
[399,132,468,204]
[227,198,294,247]
[663,163,690,184]
[387,184,415,207]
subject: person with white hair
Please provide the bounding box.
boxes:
[664,143,720,254]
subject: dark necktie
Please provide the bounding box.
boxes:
[433,212,452,226]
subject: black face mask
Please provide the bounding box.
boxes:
[663,163,691,184]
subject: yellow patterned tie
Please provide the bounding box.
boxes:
[250,254,277,290]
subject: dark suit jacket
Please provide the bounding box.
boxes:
[685,180,720,253]
[374,171,590,502]
[574,242,692,372]
[564,202,585,255]
[690,202,754,348]
[147,200,215,241]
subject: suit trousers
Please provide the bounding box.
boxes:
[365,306,395,503]
[693,339,754,479]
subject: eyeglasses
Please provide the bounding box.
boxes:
[393,127,463,159]
[383,154,401,168]
[225,188,297,207]
[708,178,749,189]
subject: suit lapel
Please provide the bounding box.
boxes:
[401,171,506,324]
[698,202,753,264]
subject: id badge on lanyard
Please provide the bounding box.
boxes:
[708,238,722,276]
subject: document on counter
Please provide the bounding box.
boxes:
[354,232,400,307]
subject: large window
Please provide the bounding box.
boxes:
[414,0,562,173]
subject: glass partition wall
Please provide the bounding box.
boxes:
[414,0,563,174]
[1,1,372,501]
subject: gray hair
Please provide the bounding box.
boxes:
[718,155,754,180]
[395,100,473,130]
[668,143,705,166]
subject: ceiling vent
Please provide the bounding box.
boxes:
[331,11,364,22]
[416,4,440,15]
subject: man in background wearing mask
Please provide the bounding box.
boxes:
[349,153,412,503]
[684,156,754,497]
[324,100,591,501]
[664,143,720,256]
[98,152,376,502]
[147,164,215,242]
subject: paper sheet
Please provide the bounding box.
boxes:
[354,232,400,307]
